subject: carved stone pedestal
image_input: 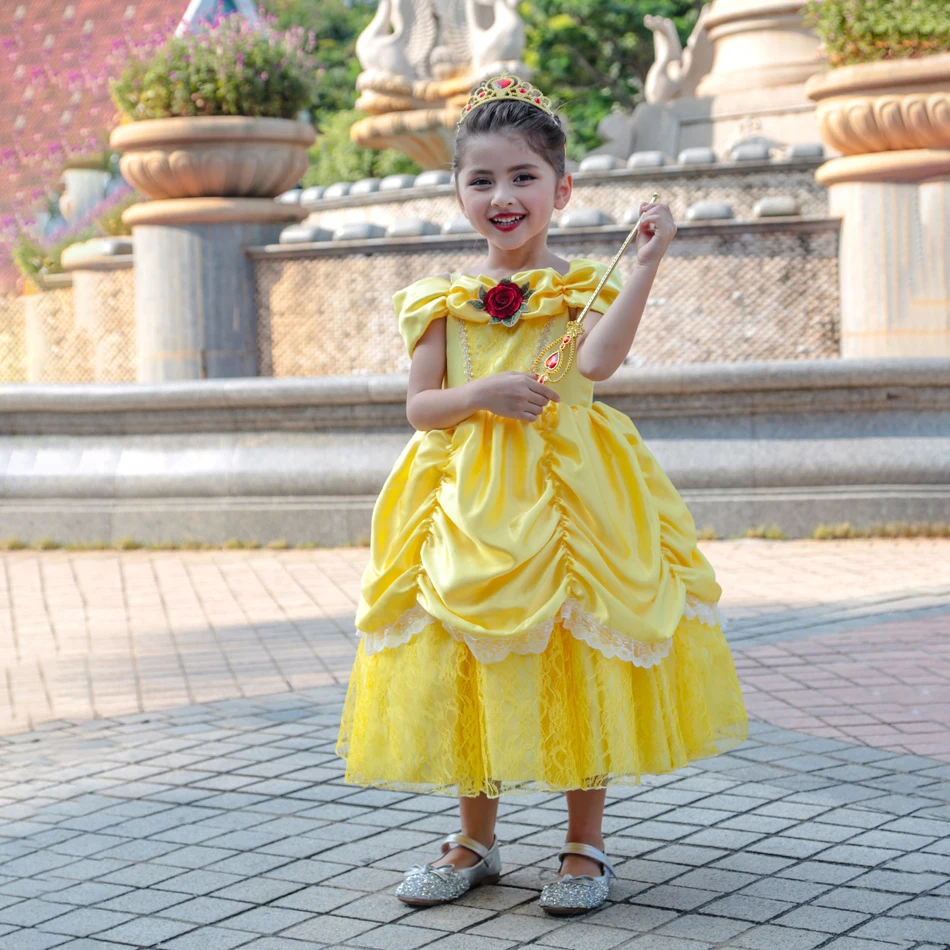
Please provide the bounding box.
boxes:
[123,198,305,381]
[807,54,950,358]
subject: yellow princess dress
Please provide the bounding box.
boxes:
[337,258,748,796]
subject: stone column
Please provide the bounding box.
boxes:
[59,237,136,382]
[123,198,305,382]
[807,55,950,358]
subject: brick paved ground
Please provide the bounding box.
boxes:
[0,540,948,949]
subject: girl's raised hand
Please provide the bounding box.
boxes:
[473,372,560,422]
[635,200,676,267]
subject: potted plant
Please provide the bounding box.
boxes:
[108,11,318,200]
[803,0,950,178]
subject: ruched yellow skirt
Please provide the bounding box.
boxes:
[337,613,748,797]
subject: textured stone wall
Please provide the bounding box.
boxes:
[0,295,25,383]
[303,164,829,234]
[253,221,840,377]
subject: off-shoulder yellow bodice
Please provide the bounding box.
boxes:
[394,259,623,407]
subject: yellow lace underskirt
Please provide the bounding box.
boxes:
[336,613,748,797]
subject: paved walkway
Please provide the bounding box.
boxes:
[0,541,948,949]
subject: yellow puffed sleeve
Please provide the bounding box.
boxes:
[563,259,623,315]
[393,276,451,358]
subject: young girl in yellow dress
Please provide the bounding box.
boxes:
[337,75,748,915]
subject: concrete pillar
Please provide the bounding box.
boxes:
[818,153,950,359]
[123,197,305,382]
[828,178,950,358]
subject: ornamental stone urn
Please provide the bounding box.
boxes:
[109,116,315,200]
[805,53,950,359]
[109,116,313,382]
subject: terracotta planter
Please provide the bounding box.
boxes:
[109,116,316,200]
[804,53,950,156]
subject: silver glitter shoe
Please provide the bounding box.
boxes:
[395,832,501,906]
[538,842,615,915]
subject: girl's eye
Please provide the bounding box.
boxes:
[516,174,536,182]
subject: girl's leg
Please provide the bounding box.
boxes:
[433,793,499,868]
[562,788,607,877]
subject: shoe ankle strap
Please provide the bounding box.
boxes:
[559,841,614,877]
[442,832,493,860]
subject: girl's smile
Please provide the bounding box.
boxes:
[455,132,572,267]
[490,212,526,232]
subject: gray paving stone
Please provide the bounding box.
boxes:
[224,906,310,934]
[780,862,869,893]
[348,921,446,949]
[888,894,950,919]
[155,870,246,896]
[98,888,190,914]
[281,914,377,942]
[615,935,711,950]
[633,884,718,910]
[703,894,794,922]
[673,868,758,893]
[36,907,134,937]
[819,938,913,950]
[655,912,752,942]
[0,898,72,927]
[158,896,255,925]
[849,869,946,893]
[812,887,909,914]
[329,891,415,924]
[773,905,870,933]
[731,923,830,949]
[536,922,631,948]
[468,914,562,941]
[160,926,256,949]
[422,934,516,950]
[95,915,194,945]
[212,878,305,905]
[739,878,829,903]
[0,932,72,949]
[852,916,950,943]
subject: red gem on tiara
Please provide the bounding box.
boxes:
[479,91,485,97]
[519,88,526,93]
[496,78,513,88]
[535,97,541,103]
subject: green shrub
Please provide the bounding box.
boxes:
[110,12,318,121]
[302,109,421,187]
[804,0,950,67]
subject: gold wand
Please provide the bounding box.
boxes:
[534,192,659,384]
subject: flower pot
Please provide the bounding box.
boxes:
[109,116,316,200]
[804,53,950,156]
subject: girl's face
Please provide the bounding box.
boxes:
[455,132,572,250]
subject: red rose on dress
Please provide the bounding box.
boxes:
[469,278,534,327]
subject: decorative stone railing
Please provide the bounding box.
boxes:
[1,358,946,545]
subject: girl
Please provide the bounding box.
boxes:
[336,75,748,915]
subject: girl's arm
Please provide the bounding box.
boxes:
[407,318,560,431]
[575,202,676,382]
[406,318,482,430]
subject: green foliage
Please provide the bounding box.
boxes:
[95,194,137,237]
[804,0,950,67]
[519,0,705,158]
[12,229,95,289]
[262,0,376,127]
[302,109,421,187]
[110,13,318,120]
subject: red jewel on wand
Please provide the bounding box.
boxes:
[534,191,660,384]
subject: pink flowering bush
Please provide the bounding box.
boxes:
[110,11,318,121]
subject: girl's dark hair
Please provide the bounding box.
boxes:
[453,98,567,180]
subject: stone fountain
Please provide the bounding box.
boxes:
[349,0,530,169]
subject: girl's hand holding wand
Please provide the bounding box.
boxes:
[569,196,675,382]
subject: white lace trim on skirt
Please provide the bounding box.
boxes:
[359,594,724,666]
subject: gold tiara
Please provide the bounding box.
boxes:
[458,74,555,128]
